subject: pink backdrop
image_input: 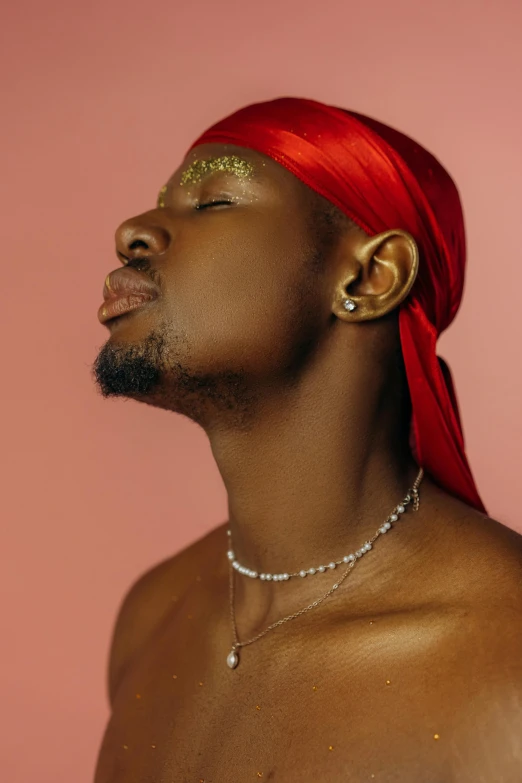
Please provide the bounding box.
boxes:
[2,1,521,780]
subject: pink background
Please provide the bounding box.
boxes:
[2,0,521,780]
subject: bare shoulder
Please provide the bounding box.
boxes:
[433,498,522,643]
[106,521,227,706]
[455,507,522,672]
[429,503,522,780]
[444,502,522,604]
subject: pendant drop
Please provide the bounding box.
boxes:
[227,649,239,669]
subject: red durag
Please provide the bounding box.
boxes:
[187,97,486,514]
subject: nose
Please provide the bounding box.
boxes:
[114,216,171,265]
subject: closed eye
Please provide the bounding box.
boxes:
[196,199,234,210]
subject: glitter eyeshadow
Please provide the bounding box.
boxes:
[180,155,254,186]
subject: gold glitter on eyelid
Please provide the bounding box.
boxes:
[180,155,255,185]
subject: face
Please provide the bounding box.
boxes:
[92,143,337,427]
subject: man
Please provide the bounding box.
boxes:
[92,98,522,782]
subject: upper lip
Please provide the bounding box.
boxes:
[102,267,160,302]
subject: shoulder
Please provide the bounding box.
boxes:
[415,477,522,606]
[445,505,522,602]
[430,506,522,779]
[446,592,522,781]
[106,521,227,706]
[431,500,522,646]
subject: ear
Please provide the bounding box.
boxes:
[331,229,419,321]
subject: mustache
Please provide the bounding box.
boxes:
[126,256,162,286]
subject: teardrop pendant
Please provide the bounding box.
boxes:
[227,649,239,669]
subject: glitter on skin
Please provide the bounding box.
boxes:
[256,705,261,711]
[179,155,255,186]
[157,184,167,208]
[329,745,334,751]
[434,734,440,740]
[385,680,391,685]
[312,685,318,691]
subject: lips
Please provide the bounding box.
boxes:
[98,267,160,324]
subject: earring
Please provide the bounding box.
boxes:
[343,299,357,312]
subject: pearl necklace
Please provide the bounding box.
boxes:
[226,467,424,669]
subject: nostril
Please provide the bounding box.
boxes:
[129,239,149,251]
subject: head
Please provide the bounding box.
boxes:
[92,140,416,434]
[92,96,486,512]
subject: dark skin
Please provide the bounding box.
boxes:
[92,143,522,782]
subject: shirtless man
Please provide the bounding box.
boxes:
[92,98,522,782]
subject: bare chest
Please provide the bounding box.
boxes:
[94,601,466,783]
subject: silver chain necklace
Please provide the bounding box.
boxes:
[226,466,424,669]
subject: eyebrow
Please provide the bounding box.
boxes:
[157,155,260,208]
[180,155,257,185]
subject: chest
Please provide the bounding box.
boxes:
[94,603,463,782]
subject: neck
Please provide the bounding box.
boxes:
[216,407,414,572]
[205,346,428,628]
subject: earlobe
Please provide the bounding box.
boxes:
[333,229,419,321]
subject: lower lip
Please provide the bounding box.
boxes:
[98,294,157,324]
